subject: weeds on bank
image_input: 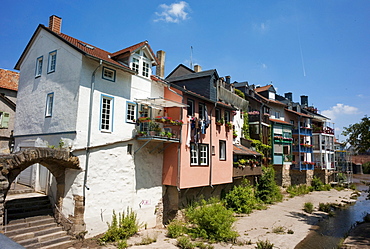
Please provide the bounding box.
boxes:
[256,239,274,249]
[318,203,336,216]
[303,202,314,213]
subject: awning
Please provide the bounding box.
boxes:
[135,97,188,108]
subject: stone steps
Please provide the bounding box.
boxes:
[4,196,73,249]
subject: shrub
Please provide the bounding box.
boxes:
[362,162,370,174]
[318,203,332,213]
[311,176,324,191]
[185,199,238,242]
[256,166,283,204]
[100,208,141,243]
[224,180,259,214]
[256,239,274,249]
[303,202,314,214]
[167,220,187,238]
[117,239,128,249]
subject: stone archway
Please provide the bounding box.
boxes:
[0,147,80,232]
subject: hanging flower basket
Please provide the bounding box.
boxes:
[138,117,151,123]
[225,122,233,129]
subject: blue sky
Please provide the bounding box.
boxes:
[1,0,369,142]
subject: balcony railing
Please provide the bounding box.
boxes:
[312,126,334,135]
[273,136,293,144]
[292,127,312,136]
[290,162,315,170]
[248,113,270,124]
[292,145,313,153]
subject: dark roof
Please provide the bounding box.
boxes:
[285,108,311,118]
[167,69,218,82]
[233,144,261,156]
[166,64,195,79]
[0,69,18,91]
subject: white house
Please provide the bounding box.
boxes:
[13,15,185,237]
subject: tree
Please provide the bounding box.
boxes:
[342,116,370,154]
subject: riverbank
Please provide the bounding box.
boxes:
[69,187,357,249]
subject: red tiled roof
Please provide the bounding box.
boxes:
[255,92,286,106]
[233,144,261,156]
[285,108,311,118]
[111,41,159,65]
[56,32,133,71]
[255,84,272,93]
[0,69,18,91]
[270,118,292,125]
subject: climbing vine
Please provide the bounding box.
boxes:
[242,112,249,139]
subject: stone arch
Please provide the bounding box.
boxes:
[0,147,80,230]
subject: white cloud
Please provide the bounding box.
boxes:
[261,63,267,69]
[321,103,360,121]
[253,21,270,33]
[154,1,190,23]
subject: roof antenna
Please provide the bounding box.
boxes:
[190,46,193,69]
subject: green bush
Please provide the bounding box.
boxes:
[167,220,187,238]
[303,202,314,213]
[311,176,324,191]
[224,180,259,214]
[256,166,283,204]
[318,203,332,213]
[363,162,370,174]
[117,239,128,249]
[185,199,238,242]
[100,208,141,243]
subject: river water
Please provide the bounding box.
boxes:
[295,174,370,249]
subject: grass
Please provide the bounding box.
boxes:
[303,202,314,214]
[256,239,274,249]
[272,225,286,234]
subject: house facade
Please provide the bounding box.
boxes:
[0,69,18,154]
[13,16,182,237]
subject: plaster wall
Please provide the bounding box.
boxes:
[14,29,81,137]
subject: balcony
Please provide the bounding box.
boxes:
[273,136,293,144]
[248,113,270,124]
[312,126,334,135]
[292,127,312,136]
[233,165,262,177]
[292,145,313,153]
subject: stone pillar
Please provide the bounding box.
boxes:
[163,186,179,224]
[71,195,86,236]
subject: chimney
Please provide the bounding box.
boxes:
[300,95,308,106]
[49,15,62,34]
[156,50,165,78]
[225,76,231,84]
[284,92,293,101]
[194,65,202,72]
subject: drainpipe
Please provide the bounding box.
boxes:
[209,79,220,188]
[83,60,102,199]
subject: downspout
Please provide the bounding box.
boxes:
[209,79,220,188]
[83,60,102,199]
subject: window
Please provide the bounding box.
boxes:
[126,102,136,123]
[35,56,43,77]
[275,111,280,119]
[190,143,209,166]
[100,95,114,131]
[127,144,133,155]
[187,99,194,116]
[132,58,139,73]
[290,120,294,125]
[0,112,10,128]
[142,62,149,77]
[199,144,209,165]
[102,67,116,82]
[224,110,230,122]
[199,103,205,119]
[219,140,226,160]
[215,108,221,121]
[190,143,198,165]
[47,51,57,73]
[45,93,54,117]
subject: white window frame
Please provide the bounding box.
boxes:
[187,99,194,117]
[219,140,226,160]
[131,50,152,78]
[45,92,54,117]
[0,112,10,128]
[190,143,198,165]
[35,56,43,77]
[199,144,209,165]
[126,102,136,123]
[102,67,116,82]
[275,111,280,119]
[199,103,205,120]
[100,95,114,132]
[47,50,57,73]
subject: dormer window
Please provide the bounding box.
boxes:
[130,49,152,78]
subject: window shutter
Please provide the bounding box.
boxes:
[1,112,10,128]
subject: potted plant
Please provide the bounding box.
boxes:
[166,132,172,138]
[226,121,232,129]
[233,130,237,138]
[138,117,151,123]
[138,131,147,136]
[148,121,159,136]
[215,118,224,126]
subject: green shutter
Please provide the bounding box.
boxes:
[1,112,10,128]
